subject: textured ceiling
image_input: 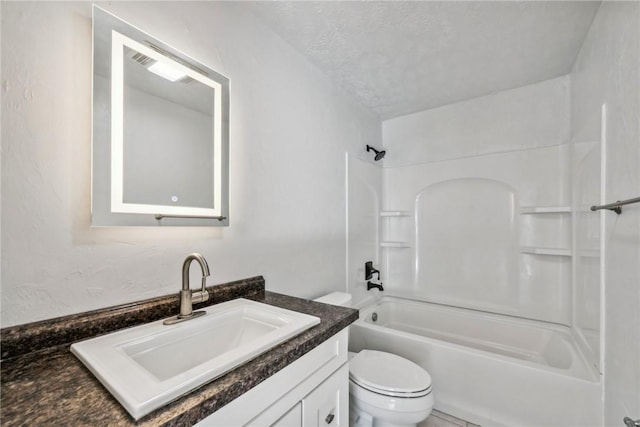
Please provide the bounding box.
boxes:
[250,1,601,120]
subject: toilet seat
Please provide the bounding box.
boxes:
[349,350,432,398]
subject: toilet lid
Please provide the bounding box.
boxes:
[349,350,432,397]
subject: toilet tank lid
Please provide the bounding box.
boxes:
[313,292,352,307]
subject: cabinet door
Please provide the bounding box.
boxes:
[302,364,349,427]
[272,402,302,427]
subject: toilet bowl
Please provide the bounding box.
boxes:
[349,350,433,427]
[314,292,434,427]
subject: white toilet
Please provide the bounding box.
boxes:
[314,292,434,427]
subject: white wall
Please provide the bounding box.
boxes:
[571,1,640,424]
[381,77,572,324]
[0,2,381,327]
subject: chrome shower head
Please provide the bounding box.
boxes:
[366,145,386,161]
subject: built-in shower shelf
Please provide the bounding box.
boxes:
[519,206,571,214]
[380,241,411,248]
[381,212,411,246]
[520,247,571,256]
[380,211,411,217]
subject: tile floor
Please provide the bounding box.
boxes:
[420,409,480,427]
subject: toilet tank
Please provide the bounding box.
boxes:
[314,292,352,307]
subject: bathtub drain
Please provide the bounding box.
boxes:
[371,312,378,322]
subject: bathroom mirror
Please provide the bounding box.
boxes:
[92,7,229,226]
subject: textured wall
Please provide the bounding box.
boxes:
[1,2,380,327]
[571,1,640,423]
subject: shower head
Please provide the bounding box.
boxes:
[366,145,386,161]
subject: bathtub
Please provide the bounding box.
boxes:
[349,296,601,427]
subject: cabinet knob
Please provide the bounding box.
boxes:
[325,413,335,424]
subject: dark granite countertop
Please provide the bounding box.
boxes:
[0,277,358,426]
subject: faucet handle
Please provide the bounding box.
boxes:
[192,276,209,304]
[192,290,209,304]
[365,261,374,280]
[365,261,380,280]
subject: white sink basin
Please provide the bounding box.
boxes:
[71,298,320,419]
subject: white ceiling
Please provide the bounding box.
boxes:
[250,1,601,120]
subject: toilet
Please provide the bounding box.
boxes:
[314,292,434,427]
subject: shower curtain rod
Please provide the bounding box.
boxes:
[590,196,640,214]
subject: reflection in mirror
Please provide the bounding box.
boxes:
[92,7,229,226]
[121,44,214,210]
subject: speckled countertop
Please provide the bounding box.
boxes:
[0,276,358,426]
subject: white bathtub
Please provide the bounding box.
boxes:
[349,296,601,427]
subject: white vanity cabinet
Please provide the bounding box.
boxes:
[300,364,348,427]
[196,329,349,427]
[272,403,303,427]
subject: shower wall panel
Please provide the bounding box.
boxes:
[383,145,571,324]
[572,140,601,369]
[382,76,570,168]
[571,2,640,420]
[346,154,382,307]
[415,178,519,314]
[381,76,572,324]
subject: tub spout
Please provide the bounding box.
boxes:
[367,281,384,292]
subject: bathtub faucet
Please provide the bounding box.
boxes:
[365,261,381,280]
[367,281,384,292]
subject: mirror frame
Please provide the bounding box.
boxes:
[92,6,229,226]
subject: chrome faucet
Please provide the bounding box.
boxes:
[164,253,210,325]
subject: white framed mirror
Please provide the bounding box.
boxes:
[92,7,229,226]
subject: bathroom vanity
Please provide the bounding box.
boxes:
[200,329,349,426]
[0,276,357,426]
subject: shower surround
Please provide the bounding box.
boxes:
[381,76,575,327]
[347,75,605,425]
